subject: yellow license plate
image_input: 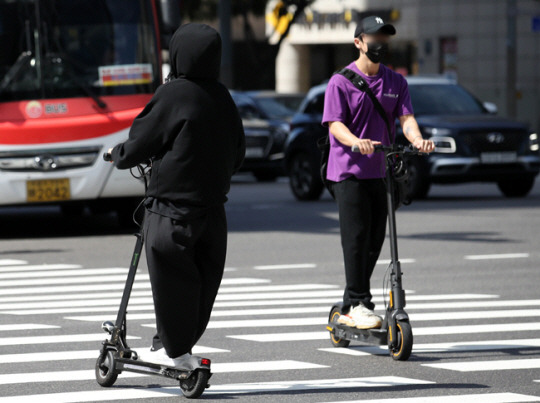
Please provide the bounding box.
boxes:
[26,178,71,203]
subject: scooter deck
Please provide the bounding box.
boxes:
[327,322,388,345]
[114,357,212,381]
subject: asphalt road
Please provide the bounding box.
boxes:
[0,176,539,402]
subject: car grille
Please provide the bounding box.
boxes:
[0,146,101,171]
[459,130,527,153]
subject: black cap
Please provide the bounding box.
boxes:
[354,16,396,38]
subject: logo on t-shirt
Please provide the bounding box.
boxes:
[383,92,399,99]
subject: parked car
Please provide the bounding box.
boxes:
[231,91,295,181]
[284,76,540,200]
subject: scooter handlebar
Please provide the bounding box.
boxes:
[103,152,112,162]
[351,143,421,155]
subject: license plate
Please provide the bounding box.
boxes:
[245,147,265,158]
[480,152,517,164]
[26,178,71,202]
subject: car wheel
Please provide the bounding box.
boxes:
[288,152,324,201]
[497,175,536,198]
[406,157,431,200]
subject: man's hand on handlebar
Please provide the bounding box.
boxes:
[352,139,382,155]
[412,138,435,153]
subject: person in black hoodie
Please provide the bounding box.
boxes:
[108,23,245,368]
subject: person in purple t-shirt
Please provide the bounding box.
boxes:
[322,16,434,329]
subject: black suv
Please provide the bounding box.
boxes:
[284,76,540,200]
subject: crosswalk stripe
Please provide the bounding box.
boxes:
[0,264,80,273]
[228,322,540,342]
[253,263,317,270]
[0,292,497,307]
[0,277,269,296]
[322,393,540,403]
[0,268,128,280]
[133,309,540,328]
[0,376,434,402]
[0,360,326,385]
[318,338,540,356]
[0,333,139,346]
[423,358,540,372]
[217,283,338,293]
[0,259,27,266]
[0,274,150,287]
[409,309,540,321]
[2,295,509,316]
[377,258,416,264]
[0,346,228,364]
[140,317,327,329]
[0,324,59,331]
[465,253,530,260]
[0,283,334,304]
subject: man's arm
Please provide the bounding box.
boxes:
[328,121,381,155]
[399,114,434,153]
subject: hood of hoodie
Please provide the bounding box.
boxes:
[169,23,222,80]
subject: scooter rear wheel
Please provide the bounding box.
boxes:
[329,307,350,348]
[179,369,210,399]
[389,321,413,361]
[95,350,118,387]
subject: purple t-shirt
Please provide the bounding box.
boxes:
[322,62,413,181]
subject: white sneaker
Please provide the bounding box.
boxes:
[138,348,193,369]
[348,304,383,329]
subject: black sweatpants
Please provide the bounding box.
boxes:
[143,205,227,358]
[332,177,388,312]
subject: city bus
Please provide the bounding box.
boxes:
[0,0,179,223]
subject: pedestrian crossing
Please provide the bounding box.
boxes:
[0,258,539,402]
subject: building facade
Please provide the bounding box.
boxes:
[268,0,540,132]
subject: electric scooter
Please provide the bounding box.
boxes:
[326,143,420,361]
[94,152,212,399]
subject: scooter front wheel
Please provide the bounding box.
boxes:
[179,369,210,399]
[95,350,118,387]
[329,307,350,348]
[389,321,413,361]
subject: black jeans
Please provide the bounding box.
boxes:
[143,205,227,358]
[332,177,387,312]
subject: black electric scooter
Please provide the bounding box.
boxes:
[94,152,212,399]
[326,143,420,361]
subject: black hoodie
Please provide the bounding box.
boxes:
[111,23,245,212]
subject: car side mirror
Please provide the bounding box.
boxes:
[158,0,182,50]
[483,102,498,115]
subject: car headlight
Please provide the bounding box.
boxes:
[530,133,539,152]
[432,136,457,153]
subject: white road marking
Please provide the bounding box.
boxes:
[0,360,326,385]
[0,346,228,364]
[83,307,540,326]
[254,263,317,270]
[228,322,540,341]
[217,283,338,293]
[0,376,434,401]
[423,358,540,372]
[0,267,128,279]
[141,317,327,329]
[0,333,139,346]
[0,277,269,296]
[323,393,540,403]
[0,274,150,287]
[0,323,59,331]
[464,253,530,260]
[377,258,416,264]
[0,259,27,266]
[319,338,540,356]
[0,263,81,273]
